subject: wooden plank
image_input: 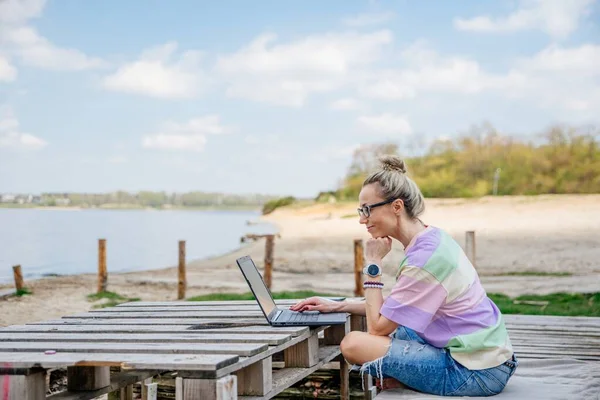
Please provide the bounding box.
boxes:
[324,318,350,345]
[91,306,275,312]
[340,359,349,400]
[0,342,269,357]
[0,332,292,346]
[117,300,299,307]
[48,370,158,400]
[504,314,600,325]
[0,352,239,371]
[120,384,133,400]
[27,321,309,336]
[235,356,272,396]
[30,318,267,326]
[182,375,237,400]
[241,346,340,400]
[284,330,319,368]
[0,370,46,400]
[67,366,109,391]
[64,311,267,319]
[208,327,328,380]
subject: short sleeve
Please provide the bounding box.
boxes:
[380,266,447,333]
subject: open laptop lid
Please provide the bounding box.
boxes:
[236,255,279,324]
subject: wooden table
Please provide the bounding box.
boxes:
[0,300,370,400]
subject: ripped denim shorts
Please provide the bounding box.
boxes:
[360,326,518,397]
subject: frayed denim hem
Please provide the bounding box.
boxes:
[356,340,394,390]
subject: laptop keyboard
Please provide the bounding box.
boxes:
[287,312,320,323]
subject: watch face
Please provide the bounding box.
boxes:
[367,264,380,276]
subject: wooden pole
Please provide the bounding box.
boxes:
[178,240,186,300]
[354,239,364,297]
[264,235,274,289]
[97,239,107,294]
[12,265,24,291]
[465,231,476,269]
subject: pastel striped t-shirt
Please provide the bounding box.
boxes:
[380,226,514,370]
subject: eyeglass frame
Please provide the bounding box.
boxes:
[357,198,400,218]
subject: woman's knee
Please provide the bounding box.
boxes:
[340,331,363,362]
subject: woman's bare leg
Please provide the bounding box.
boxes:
[340,331,392,365]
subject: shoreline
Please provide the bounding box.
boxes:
[1,194,599,326]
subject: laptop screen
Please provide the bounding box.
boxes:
[237,256,277,320]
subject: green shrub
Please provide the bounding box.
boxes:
[262,196,295,215]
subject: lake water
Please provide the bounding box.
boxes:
[0,208,276,283]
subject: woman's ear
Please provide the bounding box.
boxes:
[393,199,404,214]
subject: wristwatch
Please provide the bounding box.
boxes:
[363,263,382,278]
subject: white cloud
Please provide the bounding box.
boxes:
[516,44,600,74]
[502,44,600,112]
[342,12,396,27]
[330,97,363,111]
[357,113,412,135]
[216,30,392,107]
[0,107,47,150]
[3,26,106,71]
[142,115,229,152]
[362,42,510,100]
[104,42,205,99]
[0,55,17,81]
[454,0,594,39]
[0,0,105,72]
[0,0,45,24]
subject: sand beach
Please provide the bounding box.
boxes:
[1,194,599,326]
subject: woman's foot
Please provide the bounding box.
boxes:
[376,377,406,390]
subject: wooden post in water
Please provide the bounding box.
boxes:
[13,265,24,291]
[354,239,364,297]
[97,239,107,293]
[264,235,275,289]
[465,231,476,269]
[178,240,186,300]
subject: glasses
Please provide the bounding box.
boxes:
[357,198,397,218]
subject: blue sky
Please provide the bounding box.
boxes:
[1,0,599,197]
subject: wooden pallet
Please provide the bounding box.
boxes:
[0,300,371,400]
[372,314,600,398]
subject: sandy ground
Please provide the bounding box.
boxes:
[1,194,599,326]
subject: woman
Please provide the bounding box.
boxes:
[291,156,517,396]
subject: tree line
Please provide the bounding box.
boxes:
[326,124,600,200]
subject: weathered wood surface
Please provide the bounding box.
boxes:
[0,352,238,370]
[48,370,158,400]
[0,332,293,346]
[0,342,269,357]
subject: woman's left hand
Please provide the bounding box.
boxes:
[365,236,392,263]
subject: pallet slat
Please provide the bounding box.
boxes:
[0,342,269,357]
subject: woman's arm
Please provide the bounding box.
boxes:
[363,238,399,336]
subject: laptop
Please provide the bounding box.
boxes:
[236,255,348,326]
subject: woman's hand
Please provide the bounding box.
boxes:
[289,297,341,313]
[365,236,392,263]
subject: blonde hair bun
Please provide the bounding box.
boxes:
[380,155,407,174]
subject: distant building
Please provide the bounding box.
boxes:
[1,194,16,203]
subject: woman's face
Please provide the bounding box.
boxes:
[358,183,397,238]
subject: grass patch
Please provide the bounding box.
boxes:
[189,291,598,317]
[188,291,344,302]
[16,288,32,296]
[493,271,572,277]
[87,291,140,309]
[489,292,599,316]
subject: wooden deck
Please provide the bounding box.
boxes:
[374,314,600,399]
[0,299,367,400]
[2,299,598,399]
